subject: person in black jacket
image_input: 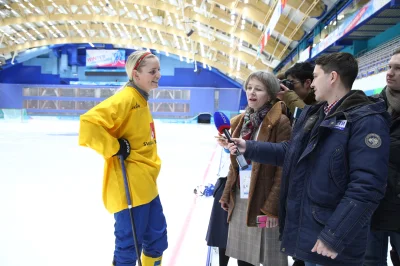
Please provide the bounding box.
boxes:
[206,148,230,266]
[364,48,400,266]
[277,62,317,266]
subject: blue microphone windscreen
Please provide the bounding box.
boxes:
[213,112,231,133]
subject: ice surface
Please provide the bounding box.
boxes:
[0,119,394,266]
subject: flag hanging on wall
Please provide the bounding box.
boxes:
[281,0,287,9]
[257,34,266,59]
[257,0,287,59]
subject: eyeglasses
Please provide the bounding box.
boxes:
[287,80,301,85]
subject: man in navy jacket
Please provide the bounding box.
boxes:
[227,52,391,266]
[365,48,400,266]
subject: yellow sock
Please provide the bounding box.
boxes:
[141,253,162,266]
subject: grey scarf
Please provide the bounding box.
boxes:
[385,86,400,114]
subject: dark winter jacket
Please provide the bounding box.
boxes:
[243,90,391,265]
[371,87,400,233]
[206,177,229,248]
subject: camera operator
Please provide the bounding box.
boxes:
[277,62,316,266]
[277,62,317,115]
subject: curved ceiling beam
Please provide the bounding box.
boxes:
[0,37,252,80]
[211,0,305,41]
[214,0,325,19]
[2,13,284,62]
[14,0,289,55]
[287,0,326,18]
[286,0,325,18]
[182,8,286,54]
[0,14,276,70]
[277,0,321,59]
[203,1,304,41]
[211,0,326,39]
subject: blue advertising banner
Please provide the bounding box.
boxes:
[86,49,126,67]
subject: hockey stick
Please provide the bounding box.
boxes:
[119,155,142,266]
[206,246,212,266]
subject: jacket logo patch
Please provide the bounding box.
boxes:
[334,120,347,130]
[365,133,382,148]
[132,102,140,109]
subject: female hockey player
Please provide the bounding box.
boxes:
[79,50,167,266]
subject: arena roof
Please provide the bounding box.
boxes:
[0,0,338,80]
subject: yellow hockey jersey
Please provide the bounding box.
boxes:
[79,86,161,214]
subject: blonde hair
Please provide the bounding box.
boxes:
[125,50,157,80]
[116,50,157,93]
[244,71,281,101]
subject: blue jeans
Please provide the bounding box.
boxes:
[113,196,168,266]
[305,262,323,266]
[364,230,400,266]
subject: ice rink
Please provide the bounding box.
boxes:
[0,119,393,266]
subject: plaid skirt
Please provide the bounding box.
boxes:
[225,190,288,266]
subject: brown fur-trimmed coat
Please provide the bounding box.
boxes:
[220,101,292,226]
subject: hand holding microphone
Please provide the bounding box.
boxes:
[213,112,249,170]
[226,138,246,154]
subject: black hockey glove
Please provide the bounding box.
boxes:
[116,138,131,160]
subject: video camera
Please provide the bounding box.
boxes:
[280,79,294,90]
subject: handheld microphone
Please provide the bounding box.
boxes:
[293,107,303,127]
[213,112,249,170]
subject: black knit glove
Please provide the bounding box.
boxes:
[116,138,131,160]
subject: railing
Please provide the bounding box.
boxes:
[356,36,400,79]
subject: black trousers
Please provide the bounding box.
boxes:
[218,248,254,266]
